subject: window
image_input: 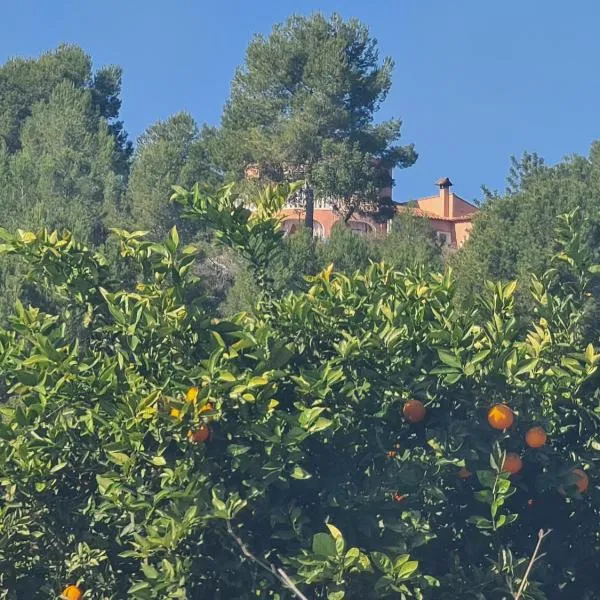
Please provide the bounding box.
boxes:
[281,219,325,239]
[436,231,451,246]
[349,221,373,236]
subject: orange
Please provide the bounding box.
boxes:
[502,453,523,475]
[186,386,199,403]
[403,400,426,423]
[198,402,213,414]
[559,468,589,495]
[386,450,397,458]
[188,424,210,443]
[573,468,589,493]
[457,467,472,479]
[487,404,514,430]
[62,586,83,600]
[170,408,182,419]
[525,426,547,448]
[392,492,407,503]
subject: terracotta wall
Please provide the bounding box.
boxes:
[454,220,473,247]
[451,196,478,218]
[279,208,386,238]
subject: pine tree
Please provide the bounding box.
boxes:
[214,13,416,229]
[128,112,221,240]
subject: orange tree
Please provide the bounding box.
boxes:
[0,182,599,599]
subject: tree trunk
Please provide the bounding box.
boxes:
[303,182,314,234]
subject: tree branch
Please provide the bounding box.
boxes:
[514,529,552,600]
[226,521,309,600]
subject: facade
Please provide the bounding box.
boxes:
[397,177,479,248]
[278,177,478,247]
[246,165,479,248]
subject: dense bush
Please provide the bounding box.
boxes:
[0,185,599,599]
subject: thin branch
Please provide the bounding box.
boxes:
[514,529,552,600]
[226,521,309,600]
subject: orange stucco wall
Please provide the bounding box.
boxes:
[279,208,387,237]
[451,196,478,218]
[454,221,473,247]
[415,195,444,216]
[415,193,476,220]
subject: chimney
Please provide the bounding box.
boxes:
[436,177,453,218]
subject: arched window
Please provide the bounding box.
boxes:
[313,221,325,239]
[348,220,374,236]
[282,219,325,239]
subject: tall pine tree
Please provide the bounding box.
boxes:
[214,13,416,229]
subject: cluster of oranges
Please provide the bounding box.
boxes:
[400,399,589,495]
[170,386,213,444]
[485,403,588,493]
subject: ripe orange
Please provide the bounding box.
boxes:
[392,492,407,503]
[198,402,213,414]
[525,426,547,448]
[487,404,514,430]
[573,468,589,493]
[62,586,83,600]
[502,452,523,475]
[559,468,589,495]
[188,424,210,443]
[186,386,199,403]
[457,467,472,479]
[170,408,182,419]
[386,450,397,459]
[403,400,426,423]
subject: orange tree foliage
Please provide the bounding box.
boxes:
[0,184,599,599]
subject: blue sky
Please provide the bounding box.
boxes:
[1,0,598,202]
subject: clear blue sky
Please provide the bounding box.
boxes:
[1,0,599,202]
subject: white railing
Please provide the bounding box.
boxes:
[283,196,333,210]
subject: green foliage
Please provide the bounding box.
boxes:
[453,143,600,329]
[2,184,600,599]
[0,45,131,321]
[214,13,416,222]
[379,211,443,272]
[317,222,378,273]
[0,43,131,170]
[129,113,221,240]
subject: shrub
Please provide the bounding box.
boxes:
[0,186,599,598]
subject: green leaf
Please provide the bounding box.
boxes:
[476,470,496,489]
[107,451,130,466]
[50,462,67,473]
[312,532,336,557]
[326,523,345,555]
[437,349,461,369]
[370,551,393,574]
[514,358,538,376]
[397,560,419,580]
[466,516,494,529]
[227,444,251,456]
[290,465,312,479]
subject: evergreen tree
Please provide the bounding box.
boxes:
[214,13,416,228]
[453,143,600,322]
[378,210,443,271]
[0,44,131,171]
[2,82,122,244]
[128,112,221,239]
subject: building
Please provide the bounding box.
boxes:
[246,165,479,248]
[279,178,478,247]
[397,177,479,248]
